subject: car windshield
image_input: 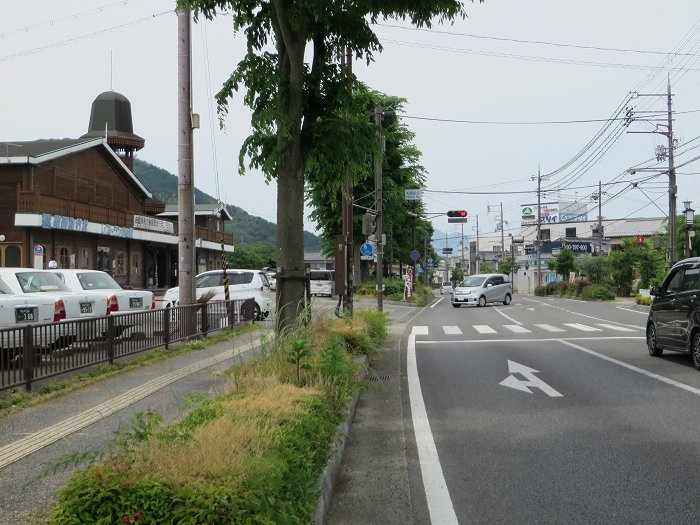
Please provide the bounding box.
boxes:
[195,272,253,288]
[15,272,71,293]
[309,271,332,281]
[461,276,487,287]
[0,279,13,294]
[74,272,121,290]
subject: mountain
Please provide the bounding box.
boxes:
[133,159,320,249]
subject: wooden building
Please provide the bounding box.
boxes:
[0,90,233,290]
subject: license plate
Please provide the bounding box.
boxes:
[129,297,143,308]
[80,302,92,314]
[15,307,35,322]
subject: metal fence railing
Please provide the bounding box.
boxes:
[0,299,253,393]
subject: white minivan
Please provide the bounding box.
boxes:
[309,270,335,297]
[451,273,512,308]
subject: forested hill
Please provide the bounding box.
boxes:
[133,159,320,249]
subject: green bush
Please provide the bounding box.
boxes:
[534,285,546,296]
[580,284,615,301]
[576,278,592,296]
[545,281,561,295]
[635,294,652,306]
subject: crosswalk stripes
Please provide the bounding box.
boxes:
[421,322,643,336]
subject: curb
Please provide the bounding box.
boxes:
[314,355,367,525]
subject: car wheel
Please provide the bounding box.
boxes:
[254,303,262,322]
[452,303,461,308]
[478,295,487,307]
[503,294,512,305]
[647,323,663,357]
[692,331,700,370]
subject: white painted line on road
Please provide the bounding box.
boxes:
[473,325,497,334]
[430,297,445,308]
[408,326,459,525]
[616,306,650,315]
[564,323,601,332]
[494,307,523,325]
[523,297,644,330]
[559,339,700,397]
[417,336,644,345]
[596,323,637,332]
[443,326,463,335]
[500,360,563,397]
[534,324,566,332]
[503,325,532,333]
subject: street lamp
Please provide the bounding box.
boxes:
[683,200,694,258]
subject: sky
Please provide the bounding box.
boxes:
[4,1,700,249]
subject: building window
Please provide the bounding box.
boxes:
[59,246,70,269]
[115,250,126,276]
[80,247,91,269]
[565,227,576,238]
[541,229,551,242]
[131,252,140,276]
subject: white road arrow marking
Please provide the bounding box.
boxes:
[499,360,563,397]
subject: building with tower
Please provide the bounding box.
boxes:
[0,90,233,289]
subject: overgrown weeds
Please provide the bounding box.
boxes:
[47,309,389,524]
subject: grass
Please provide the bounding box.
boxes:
[0,323,262,418]
[46,308,389,524]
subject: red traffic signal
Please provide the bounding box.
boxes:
[447,210,468,218]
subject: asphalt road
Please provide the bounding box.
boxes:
[406,295,700,524]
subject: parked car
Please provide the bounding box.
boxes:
[309,270,335,297]
[0,269,109,320]
[162,269,271,320]
[49,269,154,314]
[440,281,453,295]
[266,272,277,291]
[647,257,700,369]
[451,273,512,307]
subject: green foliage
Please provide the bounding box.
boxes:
[534,285,546,296]
[638,248,667,288]
[636,294,653,306]
[451,268,465,283]
[580,284,616,301]
[287,339,313,386]
[497,256,518,277]
[554,248,576,278]
[229,241,276,269]
[409,282,435,307]
[545,281,561,295]
[576,278,593,295]
[608,249,636,297]
[574,255,610,284]
[479,261,495,274]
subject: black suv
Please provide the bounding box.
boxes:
[647,257,700,369]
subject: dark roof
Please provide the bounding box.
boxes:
[0,138,96,158]
[160,203,233,220]
[81,91,144,149]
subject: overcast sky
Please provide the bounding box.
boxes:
[4,1,700,247]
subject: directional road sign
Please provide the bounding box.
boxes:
[360,242,374,256]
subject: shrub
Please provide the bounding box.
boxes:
[635,294,652,306]
[545,281,561,295]
[559,281,570,296]
[580,284,615,301]
[576,278,592,296]
[534,285,546,296]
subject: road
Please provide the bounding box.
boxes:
[406,294,700,524]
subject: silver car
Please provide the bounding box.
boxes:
[451,273,512,308]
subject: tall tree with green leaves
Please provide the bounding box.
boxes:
[554,248,576,279]
[182,0,475,332]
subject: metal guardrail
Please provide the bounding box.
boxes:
[0,299,253,393]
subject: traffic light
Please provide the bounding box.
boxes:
[362,211,377,236]
[447,210,468,218]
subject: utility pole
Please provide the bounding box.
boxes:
[461,222,465,269]
[536,167,542,289]
[667,79,678,265]
[598,180,603,255]
[500,201,505,261]
[475,214,480,274]
[374,106,384,311]
[424,237,429,284]
[177,7,195,307]
[341,49,354,316]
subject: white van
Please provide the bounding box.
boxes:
[309,270,335,297]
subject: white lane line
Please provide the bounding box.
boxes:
[534,324,566,333]
[522,297,644,330]
[417,336,643,345]
[443,326,463,335]
[473,325,497,334]
[564,323,601,332]
[616,306,650,315]
[503,325,532,333]
[559,339,700,397]
[408,326,458,525]
[494,307,524,325]
[430,297,445,308]
[596,323,637,332]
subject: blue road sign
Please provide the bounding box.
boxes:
[410,250,420,262]
[360,242,374,256]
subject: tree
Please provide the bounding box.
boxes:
[498,256,518,277]
[229,241,276,269]
[184,0,473,332]
[554,248,576,279]
[451,268,465,283]
[575,255,610,285]
[479,261,495,274]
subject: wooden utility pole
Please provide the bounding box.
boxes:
[177,7,195,307]
[341,50,354,316]
[667,79,678,265]
[374,106,384,311]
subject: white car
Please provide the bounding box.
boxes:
[309,270,334,297]
[266,272,276,291]
[49,269,154,314]
[0,268,109,321]
[163,269,271,320]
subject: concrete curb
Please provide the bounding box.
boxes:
[314,355,367,525]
